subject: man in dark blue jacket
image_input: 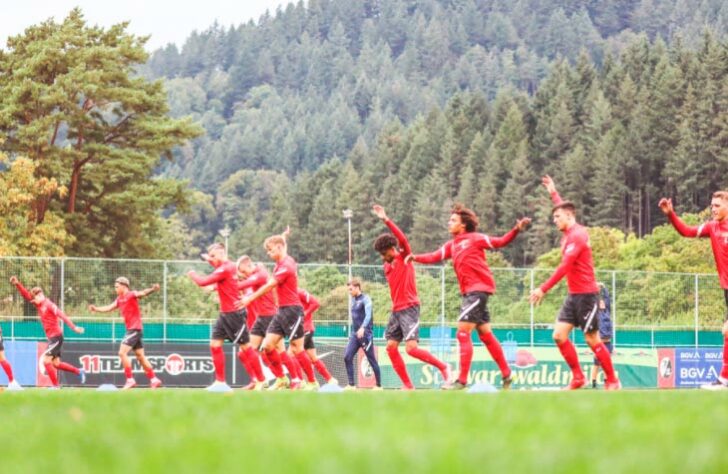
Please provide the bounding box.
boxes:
[592,283,614,388]
[344,278,382,390]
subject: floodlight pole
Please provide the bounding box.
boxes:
[343,209,353,329]
[219,226,231,256]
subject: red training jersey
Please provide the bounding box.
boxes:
[413,227,520,295]
[382,219,420,312]
[14,282,78,339]
[273,255,301,307]
[298,289,321,332]
[189,260,241,313]
[540,191,599,294]
[668,211,728,289]
[237,264,278,318]
[116,291,143,331]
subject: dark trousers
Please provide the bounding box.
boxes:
[344,334,381,387]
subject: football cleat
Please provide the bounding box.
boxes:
[122,378,138,390]
[443,380,467,391]
[502,374,514,391]
[701,379,728,391]
[564,376,586,390]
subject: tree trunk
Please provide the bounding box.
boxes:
[67,163,81,213]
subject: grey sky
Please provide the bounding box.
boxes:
[1,0,295,51]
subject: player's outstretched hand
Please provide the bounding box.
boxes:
[541,175,556,194]
[186,270,196,278]
[372,204,387,220]
[75,326,85,335]
[88,305,97,313]
[282,226,291,239]
[236,297,251,310]
[516,217,532,231]
[529,288,545,305]
[404,254,415,264]
[9,276,18,285]
[658,198,673,215]
[151,283,161,292]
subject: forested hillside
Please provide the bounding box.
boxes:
[144,0,727,264]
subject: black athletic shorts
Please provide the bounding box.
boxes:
[44,335,64,358]
[385,305,420,342]
[251,315,274,338]
[267,305,305,340]
[458,292,491,324]
[304,331,315,350]
[212,310,249,345]
[0,329,4,351]
[557,293,600,333]
[120,330,143,350]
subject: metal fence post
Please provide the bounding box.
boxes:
[60,258,65,312]
[694,274,699,348]
[163,261,168,343]
[612,271,617,349]
[529,269,535,347]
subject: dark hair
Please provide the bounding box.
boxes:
[373,233,398,253]
[552,201,576,215]
[451,203,479,232]
[713,191,728,202]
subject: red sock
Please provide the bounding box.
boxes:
[591,342,617,383]
[406,346,446,372]
[56,362,80,375]
[237,350,255,381]
[245,347,265,382]
[265,348,284,378]
[280,351,301,380]
[721,337,728,381]
[260,350,271,368]
[479,332,511,378]
[0,360,14,383]
[45,363,59,386]
[387,345,413,389]
[296,352,316,383]
[210,346,226,382]
[313,359,332,382]
[145,367,156,380]
[456,331,473,384]
[123,365,133,379]
[557,340,584,379]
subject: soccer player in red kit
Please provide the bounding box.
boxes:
[239,233,317,391]
[88,277,163,390]
[10,276,86,389]
[659,191,728,390]
[187,243,253,391]
[298,288,336,387]
[529,176,620,390]
[372,204,452,390]
[0,326,21,390]
[409,204,530,390]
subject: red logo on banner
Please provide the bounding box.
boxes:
[657,348,676,388]
[165,354,185,376]
[357,346,378,388]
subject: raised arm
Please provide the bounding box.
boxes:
[9,276,33,302]
[477,218,530,250]
[373,204,412,256]
[542,175,563,205]
[236,270,268,291]
[413,242,453,264]
[187,269,226,287]
[238,278,277,308]
[659,198,710,238]
[304,292,320,315]
[88,301,118,313]
[136,284,161,300]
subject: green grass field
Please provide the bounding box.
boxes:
[1,389,727,473]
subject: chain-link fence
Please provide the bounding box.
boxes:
[0,257,725,348]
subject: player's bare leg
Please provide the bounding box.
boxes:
[553,322,585,390]
[133,348,162,389]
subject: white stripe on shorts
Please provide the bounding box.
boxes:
[583,303,598,333]
[458,299,480,321]
[290,316,302,338]
[405,321,420,340]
